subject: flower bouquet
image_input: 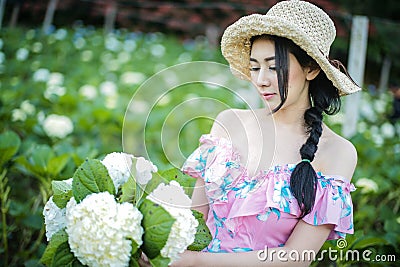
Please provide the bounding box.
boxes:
[41,152,211,267]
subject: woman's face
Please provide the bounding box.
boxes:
[249,38,311,111]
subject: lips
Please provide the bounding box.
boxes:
[261,92,277,100]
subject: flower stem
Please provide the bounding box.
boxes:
[0,169,10,267]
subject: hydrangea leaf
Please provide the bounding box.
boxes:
[51,241,85,267]
[147,168,196,198]
[47,154,70,178]
[52,180,73,209]
[0,130,21,168]
[187,210,212,251]
[120,174,136,203]
[139,198,175,260]
[72,159,115,203]
[40,229,68,266]
[148,254,170,267]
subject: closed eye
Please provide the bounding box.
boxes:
[250,67,260,71]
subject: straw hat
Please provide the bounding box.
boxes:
[221,0,361,95]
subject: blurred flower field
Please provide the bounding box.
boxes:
[0,26,399,266]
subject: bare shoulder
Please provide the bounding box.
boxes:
[210,108,250,138]
[317,124,358,181]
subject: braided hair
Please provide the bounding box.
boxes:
[251,35,341,217]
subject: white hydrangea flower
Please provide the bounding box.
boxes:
[380,122,395,139]
[355,178,378,194]
[20,100,35,115]
[100,81,117,96]
[43,196,67,241]
[33,68,50,82]
[66,192,143,267]
[147,181,198,264]
[79,84,97,100]
[42,114,73,138]
[135,157,157,185]
[16,48,29,61]
[47,72,64,86]
[11,109,27,122]
[101,152,134,191]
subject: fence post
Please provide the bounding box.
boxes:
[0,0,6,30]
[42,0,59,33]
[342,16,369,138]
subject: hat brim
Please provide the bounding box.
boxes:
[221,14,361,96]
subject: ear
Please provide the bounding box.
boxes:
[306,67,321,81]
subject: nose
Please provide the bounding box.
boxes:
[255,68,271,88]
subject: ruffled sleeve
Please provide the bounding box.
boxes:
[181,134,244,201]
[302,173,356,240]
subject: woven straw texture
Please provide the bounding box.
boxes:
[221,0,361,95]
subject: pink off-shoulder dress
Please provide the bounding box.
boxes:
[182,134,355,253]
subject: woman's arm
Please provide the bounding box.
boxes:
[191,178,209,220]
[171,221,333,267]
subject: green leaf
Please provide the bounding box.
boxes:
[47,154,71,178]
[139,198,175,259]
[148,168,196,198]
[351,236,389,250]
[148,254,170,267]
[40,229,68,266]
[187,210,212,251]
[72,159,115,203]
[120,174,136,203]
[0,130,21,167]
[52,180,73,209]
[51,242,84,267]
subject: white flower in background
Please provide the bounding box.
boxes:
[101,152,134,191]
[43,196,67,241]
[100,81,117,96]
[360,100,377,122]
[135,157,157,185]
[157,94,171,107]
[147,181,197,264]
[44,85,66,99]
[11,109,27,122]
[355,178,378,194]
[66,192,143,267]
[0,51,5,64]
[42,114,73,138]
[117,51,131,64]
[380,122,395,139]
[54,28,68,40]
[33,68,50,82]
[32,42,43,53]
[20,100,35,115]
[81,50,93,62]
[120,71,146,85]
[373,99,386,114]
[16,48,29,61]
[37,111,45,124]
[150,44,166,57]
[105,36,121,52]
[73,37,86,50]
[357,121,367,134]
[105,95,117,109]
[128,100,149,114]
[47,72,64,86]
[123,39,137,52]
[79,84,97,100]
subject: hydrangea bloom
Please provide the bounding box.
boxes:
[135,157,157,185]
[147,181,198,264]
[43,196,67,241]
[42,114,73,138]
[66,192,143,267]
[101,152,134,191]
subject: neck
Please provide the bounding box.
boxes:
[271,104,310,133]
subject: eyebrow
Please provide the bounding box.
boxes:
[250,56,275,63]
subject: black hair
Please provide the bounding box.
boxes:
[251,35,341,217]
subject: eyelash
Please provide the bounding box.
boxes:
[249,66,276,71]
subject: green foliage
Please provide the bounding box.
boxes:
[187,210,212,251]
[72,159,115,203]
[139,198,175,260]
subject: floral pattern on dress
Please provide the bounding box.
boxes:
[182,134,356,253]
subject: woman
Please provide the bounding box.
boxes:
[168,1,358,266]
